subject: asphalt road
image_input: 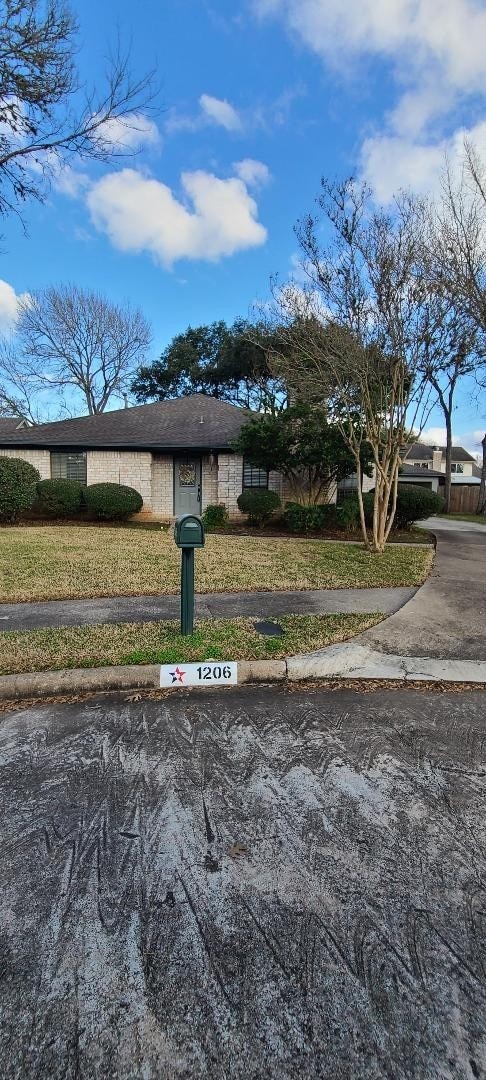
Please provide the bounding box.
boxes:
[0,684,485,1079]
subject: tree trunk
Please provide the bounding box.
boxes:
[355,460,369,549]
[478,433,486,515]
[444,412,453,514]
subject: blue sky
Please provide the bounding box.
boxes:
[1,0,486,456]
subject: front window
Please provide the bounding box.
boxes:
[51,452,87,483]
[243,460,268,488]
[451,463,464,474]
[414,462,430,469]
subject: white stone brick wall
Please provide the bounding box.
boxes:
[217,453,244,517]
[0,448,50,478]
[87,451,153,510]
[201,455,219,510]
[151,455,173,517]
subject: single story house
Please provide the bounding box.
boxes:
[0,395,286,519]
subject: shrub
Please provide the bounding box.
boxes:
[237,488,281,526]
[0,456,40,523]
[393,485,445,529]
[335,496,362,531]
[202,503,229,530]
[284,502,338,533]
[337,486,444,533]
[36,478,86,517]
[85,482,143,520]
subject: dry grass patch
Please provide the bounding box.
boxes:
[0,613,383,674]
[0,525,433,603]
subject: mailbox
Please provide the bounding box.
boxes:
[174,513,205,549]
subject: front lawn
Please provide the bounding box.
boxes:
[0,614,382,674]
[438,513,486,525]
[0,525,434,603]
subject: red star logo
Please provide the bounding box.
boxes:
[170,666,186,684]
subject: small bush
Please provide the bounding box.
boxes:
[284,502,338,533]
[338,486,444,533]
[237,488,281,526]
[36,478,86,518]
[393,485,445,529]
[85,482,143,520]
[0,456,40,523]
[336,496,362,531]
[202,503,229,530]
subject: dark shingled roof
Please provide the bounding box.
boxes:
[0,417,27,434]
[399,464,444,478]
[0,395,254,451]
[403,442,476,463]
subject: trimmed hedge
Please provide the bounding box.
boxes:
[202,503,229,530]
[392,485,445,529]
[237,488,281,526]
[0,456,40,523]
[284,502,338,533]
[36,478,86,517]
[338,485,444,533]
[85,482,143,520]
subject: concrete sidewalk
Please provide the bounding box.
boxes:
[0,586,415,631]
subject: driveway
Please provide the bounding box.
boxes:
[361,516,486,660]
[0,685,485,1079]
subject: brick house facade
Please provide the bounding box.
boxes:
[0,395,286,520]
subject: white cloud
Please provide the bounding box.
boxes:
[166,93,243,135]
[421,426,485,459]
[93,112,161,151]
[0,280,30,335]
[86,167,267,265]
[361,119,486,202]
[53,164,90,198]
[199,94,242,131]
[253,0,486,103]
[253,0,486,198]
[233,159,271,186]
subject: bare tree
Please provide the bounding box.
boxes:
[267,179,436,553]
[414,275,478,512]
[478,433,486,516]
[0,0,157,223]
[431,143,486,343]
[7,284,151,415]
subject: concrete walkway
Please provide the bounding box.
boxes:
[285,516,486,682]
[360,517,486,661]
[0,586,415,632]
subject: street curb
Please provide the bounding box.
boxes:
[0,645,485,701]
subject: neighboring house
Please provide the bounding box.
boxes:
[0,395,286,519]
[338,440,480,499]
[398,443,480,492]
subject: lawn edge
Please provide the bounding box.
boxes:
[2,645,486,702]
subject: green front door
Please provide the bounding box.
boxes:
[174,457,202,516]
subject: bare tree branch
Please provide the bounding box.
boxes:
[0,0,159,224]
[7,284,151,416]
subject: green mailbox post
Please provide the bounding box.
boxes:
[174,514,205,635]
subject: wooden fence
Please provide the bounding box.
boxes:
[448,486,481,514]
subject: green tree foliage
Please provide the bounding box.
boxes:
[131,319,287,413]
[234,403,372,505]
